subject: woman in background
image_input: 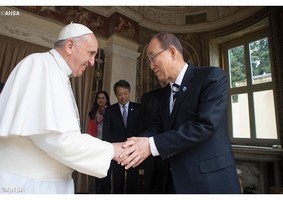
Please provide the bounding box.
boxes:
[87,90,111,193]
[87,91,110,139]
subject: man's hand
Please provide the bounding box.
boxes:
[119,137,151,170]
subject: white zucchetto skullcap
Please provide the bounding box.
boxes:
[57,22,93,41]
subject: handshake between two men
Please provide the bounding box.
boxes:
[112,137,151,170]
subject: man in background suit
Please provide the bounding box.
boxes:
[120,32,241,194]
[139,82,168,193]
[103,79,142,193]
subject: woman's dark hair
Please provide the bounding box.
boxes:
[88,90,110,119]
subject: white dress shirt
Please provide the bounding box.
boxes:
[120,102,129,116]
[149,63,188,156]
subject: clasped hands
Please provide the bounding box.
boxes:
[113,137,151,170]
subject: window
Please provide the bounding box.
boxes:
[221,29,279,146]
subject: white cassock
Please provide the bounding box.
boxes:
[0,49,114,194]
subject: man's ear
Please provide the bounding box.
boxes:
[64,39,75,55]
[168,46,177,57]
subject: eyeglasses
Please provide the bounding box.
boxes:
[146,48,168,66]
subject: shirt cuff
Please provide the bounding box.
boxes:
[149,137,160,156]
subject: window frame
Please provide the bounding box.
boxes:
[221,28,280,147]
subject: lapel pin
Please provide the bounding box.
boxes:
[182,87,187,91]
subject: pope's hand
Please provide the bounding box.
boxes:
[112,142,128,163]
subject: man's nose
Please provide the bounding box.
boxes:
[150,63,155,70]
[89,57,95,67]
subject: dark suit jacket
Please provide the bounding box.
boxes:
[140,88,163,131]
[140,88,169,193]
[102,101,142,194]
[103,101,142,142]
[144,64,241,194]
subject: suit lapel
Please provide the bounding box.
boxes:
[167,64,194,129]
[127,102,133,127]
[163,84,171,123]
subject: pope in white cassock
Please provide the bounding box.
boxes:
[0,23,125,194]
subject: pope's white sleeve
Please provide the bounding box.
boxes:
[29,131,114,178]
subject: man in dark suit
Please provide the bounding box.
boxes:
[103,79,142,194]
[120,32,241,194]
[139,83,168,193]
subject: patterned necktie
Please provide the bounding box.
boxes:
[170,83,180,113]
[122,105,127,127]
[172,83,180,101]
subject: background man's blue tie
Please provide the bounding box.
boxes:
[122,105,127,127]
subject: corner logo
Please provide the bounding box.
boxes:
[1,10,20,16]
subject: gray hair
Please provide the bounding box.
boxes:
[151,32,183,55]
